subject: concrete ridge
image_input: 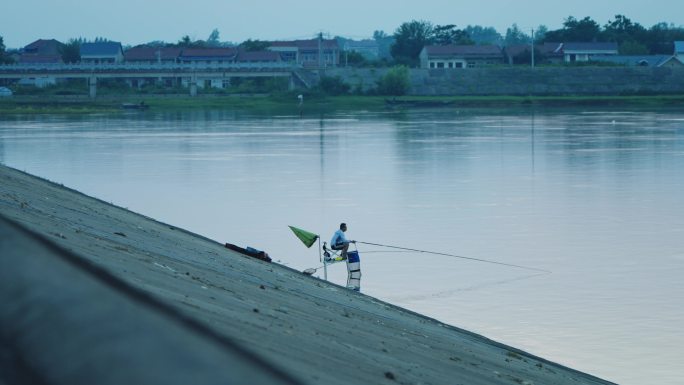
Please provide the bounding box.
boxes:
[0,214,304,385]
[0,163,618,385]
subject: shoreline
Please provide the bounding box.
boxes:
[0,163,617,384]
[1,93,683,114]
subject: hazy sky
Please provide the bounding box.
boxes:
[3,0,683,48]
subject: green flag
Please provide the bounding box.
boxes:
[288,225,319,248]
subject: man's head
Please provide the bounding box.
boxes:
[340,223,347,232]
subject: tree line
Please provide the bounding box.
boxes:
[1,14,682,67]
[388,15,684,67]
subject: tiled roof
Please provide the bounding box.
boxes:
[179,48,238,59]
[504,44,532,57]
[24,39,62,55]
[80,42,123,56]
[562,42,618,52]
[424,45,502,56]
[124,47,182,61]
[540,42,563,54]
[236,51,281,62]
[590,55,670,66]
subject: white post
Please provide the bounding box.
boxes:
[319,238,328,281]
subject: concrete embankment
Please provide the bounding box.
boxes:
[0,164,617,385]
[325,66,684,96]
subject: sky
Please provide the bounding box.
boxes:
[2,0,683,48]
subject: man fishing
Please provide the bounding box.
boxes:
[331,222,355,260]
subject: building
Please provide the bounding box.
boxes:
[178,48,238,65]
[343,39,380,60]
[560,42,618,63]
[419,45,504,69]
[19,39,63,65]
[590,55,670,67]
[504,43,565,65]
[17,39,63,87]
[80,42,124,64]
[268,38,340,68]
[234,50,281,64]
[124,46,182,65]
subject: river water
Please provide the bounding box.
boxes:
[1,106,683,385]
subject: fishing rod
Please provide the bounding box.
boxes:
[356,241,551,274]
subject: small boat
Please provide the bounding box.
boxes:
[121,102,149,110]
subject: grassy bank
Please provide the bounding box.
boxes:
[1,93,683,114]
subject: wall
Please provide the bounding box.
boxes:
[324,66,684,96]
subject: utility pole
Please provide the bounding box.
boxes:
[531,28,535,68]
[318,32,323,69]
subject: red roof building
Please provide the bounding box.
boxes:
[19,39,63,64]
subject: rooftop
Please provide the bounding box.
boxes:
[562,42,619,52]
[124,46,182,61]
[424,45,503,56]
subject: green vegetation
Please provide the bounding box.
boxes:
[0,36,14,64]
[542,15,684,55]
[376,66,410,96]
[60,38,83,63]
[3,93,683,115]
[317,76,351,96]
[391,21,472,66]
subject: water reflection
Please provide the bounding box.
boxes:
[1,107,683,385]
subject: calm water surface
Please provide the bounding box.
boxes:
[2,107,683,385]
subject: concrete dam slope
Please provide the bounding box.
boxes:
[325,66,684,96]
[0,164,617,385]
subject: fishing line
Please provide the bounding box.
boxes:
[357,241,551,274]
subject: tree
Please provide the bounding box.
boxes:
[391,20,434,66]
[0,36,13,64]
[373,30,388,41]
[176,35,208,48]
[318,76,351,95]
[344,50,367,67]
[504,23,530,45]
[207,28,220,47]
[619,40,649,55]
[373,31,395,60]
[432,24,473,45]
[240,39,270,52]
[376,65,410,96]
[533,25,548,43]
[644,23,684,54]
[544,16,602,42]
[602,15,647,46]
[60,38,83,64]
[464,25,503,45]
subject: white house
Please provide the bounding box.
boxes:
[419,45,503,69]
[268,39,340,68]
[561,42,618,62]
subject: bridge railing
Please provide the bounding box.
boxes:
[0,61,303,72]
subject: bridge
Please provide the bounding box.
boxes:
[0,62,315,97]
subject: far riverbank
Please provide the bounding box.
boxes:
[1,93,684,114]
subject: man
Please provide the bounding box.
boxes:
[331,222,355,260]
